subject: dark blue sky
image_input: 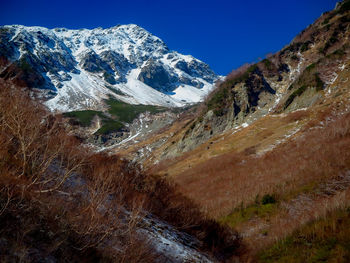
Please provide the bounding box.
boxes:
[0,0,338,75]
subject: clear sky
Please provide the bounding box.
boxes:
[0,0,338,75]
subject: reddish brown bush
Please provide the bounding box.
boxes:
[0,80,241,261]
[226,63,252,82]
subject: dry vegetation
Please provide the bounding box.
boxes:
[145,2,350,261]
[150,108,311,179]
[257,206,350,262]
[144,5,350,260]
[0,80,154,262]
[1,3,349,262]
[0,80,240,262]
[150,92,350,261]
[166,105,350,217]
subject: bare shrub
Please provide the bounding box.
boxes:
[226,63,252,82]
[0,80,241,261]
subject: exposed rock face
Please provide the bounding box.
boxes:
[0,28,17,60]
[80,50,109,73]
[100,50,133,82]
[0,53,50,90]
[157,1,350,158]
[91,127,130,146]
[175,59,217,82]
[138,60,172,92]
[0,24,218,111]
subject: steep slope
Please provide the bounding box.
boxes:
[150,0,350,159]
[133,1,350,260]
[0,24,218,111]
[109,0,350,163]
[0,80,240,262]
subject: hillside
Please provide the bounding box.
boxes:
[2,1,350,262]
[108,1,350,261]
[0,80,241,262]
[111,1,350,162]
[152,0,350,159]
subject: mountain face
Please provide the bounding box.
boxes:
[0,24,218,111]
[152,0,350,158]
[107,1,350,166]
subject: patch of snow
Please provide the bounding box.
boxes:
[4,24,218,112]
[139,216,213,263]
[45,67,110,111]
[258,126,302,156]
[290,51,305,83]
[171,84,211,103]
[231,122,251,135]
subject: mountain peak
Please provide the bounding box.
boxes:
[0,24,218,111]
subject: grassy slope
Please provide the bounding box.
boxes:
[63,110,104,127]
[258,208,350,263]
[145,9,350,259]
[105,97,165,123]
[148,0,350,211]
[64,98,166,135]
[0,81,241,262]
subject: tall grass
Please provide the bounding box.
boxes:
[258,207,350,263]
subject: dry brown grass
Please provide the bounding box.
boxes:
[0,80,241,262]
[163,107,350,218]
[0,80,154,261]
[238,174,350,258]
[150,109,310,179]
[149,101,350,261]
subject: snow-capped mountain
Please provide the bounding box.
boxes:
[0,24,218,112]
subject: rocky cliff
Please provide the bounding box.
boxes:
[158,0,350,159]
[0,24,218,111]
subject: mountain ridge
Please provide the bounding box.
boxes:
[0,23,218,111]
[148,0,350,160]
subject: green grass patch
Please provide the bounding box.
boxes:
[65,99,167,135]
[284,60,325,110]
[315,73,324,91]
[64,110,126,135]
[262,59,273,70]
[206,64,259,116]
[221,203,277,228]
[105,98,166,123]
[222,64,258,90]
[95,119,124,135]
[258,208,350,263]
[220,195,279,228]
[284,86,308,110]
[63,110,104,127]
[206,87,229,115]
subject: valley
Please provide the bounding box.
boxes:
[1,0,350,262]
